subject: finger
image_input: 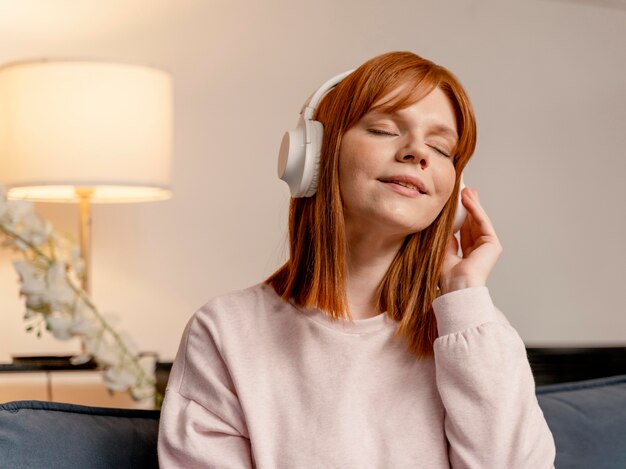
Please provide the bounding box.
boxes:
[459,189,500,255]
[462,188,497,237]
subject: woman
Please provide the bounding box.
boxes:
[158,51,556,468]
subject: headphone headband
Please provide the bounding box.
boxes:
[302,70,354,120]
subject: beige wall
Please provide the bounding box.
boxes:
[0,0,625,363]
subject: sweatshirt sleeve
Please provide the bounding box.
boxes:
[432,287,556,469]
[158,310,254,468]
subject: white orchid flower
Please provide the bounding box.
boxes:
[13,261,47,308]
[18,212,52,248]
[13,260,45,287]
[24,294,47,310]
[130,384,155,400]
[104,365,137,391]
[69,354,93,365]
[45,315,74,340]
[67,301,99,336]
[86,337,120,367]
[69,247,85,276]
[48,314,101,345]
[49,232,80,264]
[139,354,157,374]
[46,314,97,341]
[43,262,76,312]
[69,317,99,338]
[82,336,100,356]
[2,199,34,231]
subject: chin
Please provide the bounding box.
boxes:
[381,205,433,229]
[344,200,438,238]
[374,213,432,239]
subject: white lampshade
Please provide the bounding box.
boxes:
[0,59,173,203]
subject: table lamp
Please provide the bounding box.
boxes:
[0,59,173,293]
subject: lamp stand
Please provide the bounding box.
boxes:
[75,188,93,295]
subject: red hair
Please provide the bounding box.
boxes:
[266,51,477,358]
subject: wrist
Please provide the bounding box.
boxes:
[439,277,485,295]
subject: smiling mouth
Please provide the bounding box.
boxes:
[393,181,424,193]
[380,180,426,195]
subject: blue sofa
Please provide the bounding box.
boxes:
[0,400,160,468]
[1,374,626,468]
[536,374,626,468]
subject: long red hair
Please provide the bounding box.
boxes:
[266,51,477,358]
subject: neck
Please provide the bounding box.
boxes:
[344,228,404,320]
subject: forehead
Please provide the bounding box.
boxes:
[368,86,458,137]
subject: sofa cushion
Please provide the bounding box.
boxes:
[536,374,626,469]
[0,400,160,469]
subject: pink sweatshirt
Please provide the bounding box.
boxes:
[158,283,556,468]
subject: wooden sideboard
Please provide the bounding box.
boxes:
[0,356,156,409]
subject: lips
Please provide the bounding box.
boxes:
[378,175,428,194]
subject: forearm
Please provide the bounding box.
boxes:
[432,287,556,468]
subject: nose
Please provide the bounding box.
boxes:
[395,138,430,168]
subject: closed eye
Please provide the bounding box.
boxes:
[367,128,398,136]
[429,145,451,158]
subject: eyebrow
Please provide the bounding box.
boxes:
[429,124,459,142]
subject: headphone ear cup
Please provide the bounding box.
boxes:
[279,70,351,197]
[303,119,324,197]
[278,120,307,197]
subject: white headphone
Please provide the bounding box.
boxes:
[277,70,467,233]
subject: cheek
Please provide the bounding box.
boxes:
[338,140,374,190]
[339,137,363,172]
[338,151,380,216]
[440,166,457,201]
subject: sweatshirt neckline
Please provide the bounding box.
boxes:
[289,299,395,334]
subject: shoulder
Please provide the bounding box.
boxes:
[167,284,284,404]
[171,283,287,380]
[188,282,288,341]
[196,282,282,320]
